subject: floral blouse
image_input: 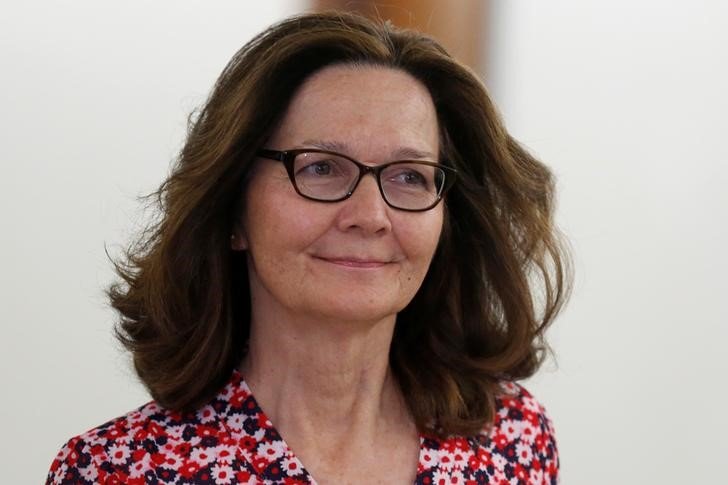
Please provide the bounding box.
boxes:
[47,371,558,484]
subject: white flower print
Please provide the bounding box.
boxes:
[128,455,149,478]
[219,383,235,401]
[159,451,183,470]
[421,451,435,467]
[257,440,286,461]
[107,443,131,465]
[530,467,545,483]
[518,420,538,445]
[214,444,238,464]
[500,418,522,442]
[492,452,508,471]
[516,442,533,465]
[190,447,215,466]
[79,463,98,482]
[197,405,217,423]
[226,412,245,431]
[451,449,468,470]
[165,424,185,440]
[432,469,450,484]
[436,449,457,472]
[448,470,464,484]
[211,463,235,484]
[252,427,267,441]
[282,455,305,476]
[522,395,541,413]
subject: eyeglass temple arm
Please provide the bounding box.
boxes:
[257,149,287,162]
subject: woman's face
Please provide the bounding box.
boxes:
[236,65,443,324]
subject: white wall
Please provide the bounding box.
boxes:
[0,1,306,480]
[487,2,728,484]
[3,1,726,483]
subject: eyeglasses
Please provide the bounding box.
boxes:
[257,148,457,212]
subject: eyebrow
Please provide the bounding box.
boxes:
[300,139,437,161]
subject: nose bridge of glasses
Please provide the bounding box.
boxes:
[350,163,382,195]
[356,161,380,178]
[344,160,380,194]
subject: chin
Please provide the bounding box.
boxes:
[314,279,420,324]
[306,295,405,326]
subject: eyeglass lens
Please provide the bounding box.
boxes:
[292,152,445,210]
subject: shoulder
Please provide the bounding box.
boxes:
[493,381,558,443]
[483,382,559,484]
[46,371,264,485]
[45,399,237,484]
[417,381,559,485]
[46,401,167,484]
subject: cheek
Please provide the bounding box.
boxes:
[243,197,329,268]
[243,176,296,247]
[398,212,444,268]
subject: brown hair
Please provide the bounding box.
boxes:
[110,11,571,437]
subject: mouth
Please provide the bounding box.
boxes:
[314,256,392,268]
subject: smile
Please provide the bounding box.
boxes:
[314,256,391,269]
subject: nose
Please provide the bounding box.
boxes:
[336,173,392,235]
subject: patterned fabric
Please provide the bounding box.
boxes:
[47,371,558,484]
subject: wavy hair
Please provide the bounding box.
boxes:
[110,11,571,437]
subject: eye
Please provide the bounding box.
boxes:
[400,170,427,186]
[387,168,429,187]
[303,161,333,176]
[296,158,344,178]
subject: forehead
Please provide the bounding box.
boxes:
[268,64,440,159]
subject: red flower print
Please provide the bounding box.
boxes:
[252,455,270,473]
[230,390,247,408]
[493,432,509,450]
[178,460,200,479]
[233,435,254,452]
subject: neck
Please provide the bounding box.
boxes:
[240,307,411,445]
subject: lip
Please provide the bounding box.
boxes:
[314,256,391,268]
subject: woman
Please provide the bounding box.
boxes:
[48,11,570,485]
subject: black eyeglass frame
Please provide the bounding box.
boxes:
[257,148,458,212]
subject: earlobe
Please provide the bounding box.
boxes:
[230,233,248,251]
